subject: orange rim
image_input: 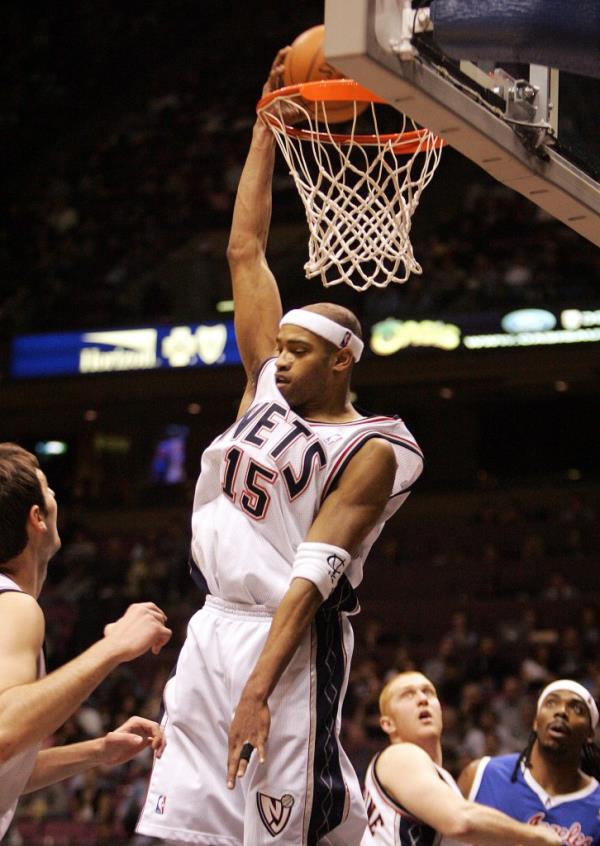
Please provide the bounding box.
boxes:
[257,80,445,154]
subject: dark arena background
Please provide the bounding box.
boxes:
[2,2,599,844]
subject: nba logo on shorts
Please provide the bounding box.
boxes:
[155,794,167,815]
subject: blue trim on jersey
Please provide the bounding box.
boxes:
[474,754,600,846]
[322,432,423,503]
[399,813,438,846]
[308,593,350,844]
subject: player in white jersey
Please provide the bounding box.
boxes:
[0,443,172,841]
[362,671,561,846]
[136,50,423,846]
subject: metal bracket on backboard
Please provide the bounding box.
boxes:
[324,0,599,247]
[379,1,559,148]
[384,0,433,61]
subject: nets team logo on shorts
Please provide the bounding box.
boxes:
[257,792,295,836]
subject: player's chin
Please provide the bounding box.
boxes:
[276,380,294,401]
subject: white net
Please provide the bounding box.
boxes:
[258,86,444,291]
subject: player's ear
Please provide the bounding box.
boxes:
[332,347,354,372]
[380,714,395,737]
[28,504,46,533]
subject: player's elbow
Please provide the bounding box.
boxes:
[440,804,480,840]
[226,238,263,268]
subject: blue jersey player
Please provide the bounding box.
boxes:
[459,680,600,846]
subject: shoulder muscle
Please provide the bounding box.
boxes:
[0,592,45,693]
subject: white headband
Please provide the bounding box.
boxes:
[537,680,599,728]
[280,309,364,362]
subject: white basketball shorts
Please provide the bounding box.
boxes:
[136,595,367,845]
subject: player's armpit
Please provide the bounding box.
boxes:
[0,592,45,696]
[307,437,397,552]
[457,758,481,798]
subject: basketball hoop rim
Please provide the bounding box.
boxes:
[257,79,445,153]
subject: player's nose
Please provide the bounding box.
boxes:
[276,349,292,368]
[552,701,568,718]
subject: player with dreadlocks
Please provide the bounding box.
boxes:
[458,680,600,845]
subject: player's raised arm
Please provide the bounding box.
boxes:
[226,50,290,387]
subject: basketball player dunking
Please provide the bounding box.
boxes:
[136,49,423,846]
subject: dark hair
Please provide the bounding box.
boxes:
[511,730,600,781]
[0,443,45,566]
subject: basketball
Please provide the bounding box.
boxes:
[283,25,368,124]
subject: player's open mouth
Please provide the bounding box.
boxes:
[547,720,569,736]
[418,709,432,721]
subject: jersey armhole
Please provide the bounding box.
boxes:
[372,752,419,820]
[469,756,491,800]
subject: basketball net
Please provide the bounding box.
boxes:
[257,80,444,291]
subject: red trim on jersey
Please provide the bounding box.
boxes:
[308,415,399,426]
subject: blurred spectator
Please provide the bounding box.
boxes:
[541,571,580,601]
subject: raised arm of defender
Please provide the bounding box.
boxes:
[0,596,171,764]
[226,50,290,399]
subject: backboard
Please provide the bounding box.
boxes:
[324,0,600,248]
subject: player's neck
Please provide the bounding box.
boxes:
[297,396,362,423]
[529,742,589,795]
[417,737,443,766]
[5,548,47,598]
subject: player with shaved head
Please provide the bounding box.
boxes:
[361,671,561,846]
[458,679,600,846]
[137,50,423,846]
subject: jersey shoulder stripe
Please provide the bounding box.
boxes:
[322,430,424,501]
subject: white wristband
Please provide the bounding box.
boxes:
[291,542,351,599]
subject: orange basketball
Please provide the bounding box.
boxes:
[283,25,369,124]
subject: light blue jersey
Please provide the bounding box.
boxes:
[470,754,600,846]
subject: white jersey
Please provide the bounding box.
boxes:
[191,358,423,607]
[0,575,45,840]
[362,752,466,846]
